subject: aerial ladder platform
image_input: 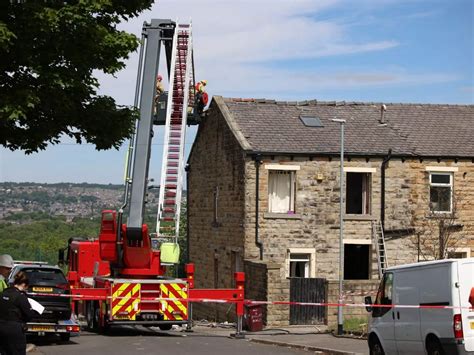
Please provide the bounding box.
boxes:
[62,19,246,337]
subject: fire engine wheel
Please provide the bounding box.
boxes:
[96,303,109,334]
[158,324,173,331]
[86,301,98,331]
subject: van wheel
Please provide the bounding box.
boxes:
[369,336,385,355]
[427,338,445,355]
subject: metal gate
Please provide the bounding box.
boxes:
[289,278,326,325]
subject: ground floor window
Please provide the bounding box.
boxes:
[344,244,370,280]
[289,253,310,277]
[447,248,470,259]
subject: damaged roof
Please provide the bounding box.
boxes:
[214,96,474,158]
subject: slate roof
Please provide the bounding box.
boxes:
[216,97,474,158]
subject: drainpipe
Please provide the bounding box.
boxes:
[381,149,392,229]
[185,164,190,264]
[254,154,263,260]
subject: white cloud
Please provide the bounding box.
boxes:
[97,0,403,104]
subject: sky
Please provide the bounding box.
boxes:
[1,0,473,184]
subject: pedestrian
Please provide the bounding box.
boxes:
[0,254,14,293]
[0,271,37,355]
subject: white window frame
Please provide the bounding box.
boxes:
[429,172,453,213]
[267,167,298,214]
[286,248,316,278]
[447,247,471,259]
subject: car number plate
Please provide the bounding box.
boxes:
[470,321,474,330]
[32,287,53,292]
[31,325,53,332]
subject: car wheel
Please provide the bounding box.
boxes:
[427,338,445,355]
[369,336,385,355]
[158,324,173,331]
[60,333,70,342]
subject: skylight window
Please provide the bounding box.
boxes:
[300,115,323,127]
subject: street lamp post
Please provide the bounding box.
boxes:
[332,118,346,336]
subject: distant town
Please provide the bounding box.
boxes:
[0,182,161,223]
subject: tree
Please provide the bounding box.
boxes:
[0,0,153,153]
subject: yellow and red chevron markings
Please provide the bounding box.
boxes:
[160,283,188,321]
[111,282,141,320]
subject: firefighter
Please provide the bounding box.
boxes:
[195,80,208,115]
[0,254,14,292]
[0,271,37,355]
[154,74,165,115]
[156,74,164,96]
[195,79,207,93]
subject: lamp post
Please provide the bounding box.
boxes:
[332,118,346,336]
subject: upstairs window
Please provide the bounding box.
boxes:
[346,172,371,215]
[268,170,296,214]
[429,172,452,213]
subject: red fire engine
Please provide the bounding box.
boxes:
[61,20,245,335]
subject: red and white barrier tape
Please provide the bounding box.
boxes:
[26,292,474,310]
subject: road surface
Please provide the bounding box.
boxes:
[31,326,311,355]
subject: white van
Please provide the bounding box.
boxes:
[365,258,474,355]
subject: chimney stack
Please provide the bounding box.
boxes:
[380,104,387,124]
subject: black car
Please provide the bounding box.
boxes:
[8,264,72,323]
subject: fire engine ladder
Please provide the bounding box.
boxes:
[372,220,388,279]
[156,23,194,242]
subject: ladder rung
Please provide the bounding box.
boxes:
[167,169,178,175]
[164,199,175,205]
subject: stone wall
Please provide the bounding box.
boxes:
[187,102,246,322]
[326,280,380,328]
[188,102,474,326]
[244,260,268,325]
[242,156,474,325]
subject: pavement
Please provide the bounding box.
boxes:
[192,324,369,355]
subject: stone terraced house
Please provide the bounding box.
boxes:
[186,96,474,327]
